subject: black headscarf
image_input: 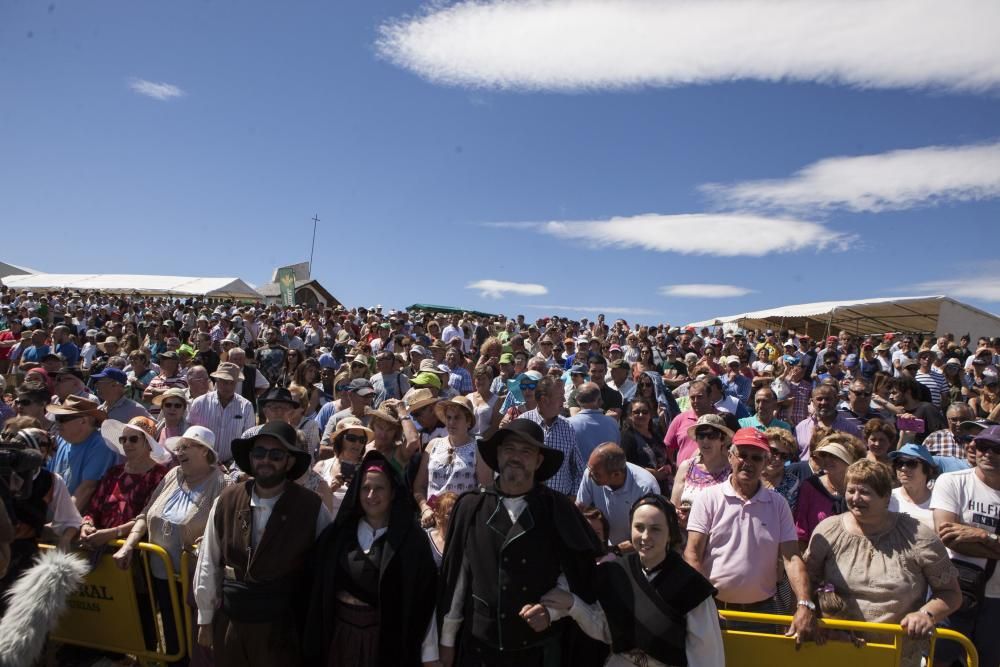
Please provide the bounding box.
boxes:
[303,450,437,667]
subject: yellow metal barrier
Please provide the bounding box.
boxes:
[40,540,189,664]
[719,610,978,667]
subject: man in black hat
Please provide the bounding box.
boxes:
[193,421,331,666]
[438,419,602,667]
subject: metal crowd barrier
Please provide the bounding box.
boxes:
[40,540,190,664]
[719,610,978,667]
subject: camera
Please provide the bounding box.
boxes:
[0,443,45,501]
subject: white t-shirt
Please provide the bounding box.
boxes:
[930,468,1000,598]
[889,487,935,532]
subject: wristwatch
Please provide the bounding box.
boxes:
[797,599,816,611]
[987,533,999,544]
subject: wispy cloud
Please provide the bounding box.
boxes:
[467,279,548,299]
[376,0,1000,93]
[504,213,847,257]
[523,304,660,317]
[909,278,1000,302]
[660,284,755,298]
[702,141,1000,213]
[128,78,185,101]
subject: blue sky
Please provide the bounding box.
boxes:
[2,0,999,325]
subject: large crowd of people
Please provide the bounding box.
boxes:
[0,285,999,667]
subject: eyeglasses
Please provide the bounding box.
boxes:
[732,450,767,463]
[769,448,791,461]
[250,447,288,462]
[974,442,1000,456]
[893,458,921,470]
[520,382,538,391]
[119,435,144,445]
[695,429,721,440]
[342,433,367,444]
[162,401,185,409]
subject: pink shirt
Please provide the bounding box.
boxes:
[663,410,701,465]
[687,478,797,603]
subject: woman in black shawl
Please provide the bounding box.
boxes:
[304,450,438,667]
[542,495,725,667]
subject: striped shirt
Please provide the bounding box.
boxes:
[187,391,255,464]
[521,409,584,496]
[916,371,949,408]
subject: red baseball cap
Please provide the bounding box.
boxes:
[826,335,838,344]
[731,427,770,452]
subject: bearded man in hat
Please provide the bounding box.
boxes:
[438,419,602,667]
[193,421,331,667]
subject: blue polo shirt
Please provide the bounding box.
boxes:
[49,428,120,494]
[56,341,80,367]
[577,463,660,544]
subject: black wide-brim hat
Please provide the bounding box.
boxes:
[477,418,564,482]
[231,421,311,480]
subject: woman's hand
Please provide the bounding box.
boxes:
[900,611,936,638]
[80,527,116,548]
[112,543,134,570]
[79,523,98,540]
[539,588,574,612]
[420,507,436,528]
[197,624,214,649]
[330,475,346,493]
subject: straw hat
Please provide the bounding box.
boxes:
[405,388,440,414]
[365,404,401,428]
[152,387,189,408]
[45,395,107,423]
[97,336,120,352]
[434,395,475,426]
[332,416,375,443]
[101,416,171,464]
[685,413,735,441]
[210,362,244,382]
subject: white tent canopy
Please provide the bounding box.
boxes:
[1,273,261,300]
[687,295,1000,342]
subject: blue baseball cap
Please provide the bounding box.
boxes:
[782,354,801,366]
[318,353,339,370]
[844,354,858,368]
[90,368,127,385]
[888,443,937,471]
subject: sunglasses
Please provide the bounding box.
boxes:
[520,382,538,391]
[975,442,1000,456]
[732,451,767,463]
[631,409,650,416]
[250,447,289,462]
[893,458,921,470]
[14,398,39,406]
[342,433,367,444]
[162,401,185,409]
[695,429,721,440]
[851,390,873,397]
[769,448,791,461]
[119,435,144,445]
[335,384,352,392]
[55,414,85,423]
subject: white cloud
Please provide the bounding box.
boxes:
[376,0,1000,93]
[703,141,1000,213]
[909,278,1000,302]
[660,284,755,298]
[509,213,846,257]
[128,78,185,101]
[523,304,660,317]
[467,279,548,299]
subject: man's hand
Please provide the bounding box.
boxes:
[197,624,213,649]
[112,543,134,570]
[438,645,455,667]
[938,522,986,547]
[784,606,817,649]
[616,540,635,555]
[519,603,551,633]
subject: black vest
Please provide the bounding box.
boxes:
[462,490,565,652]
[597,551,716,666]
